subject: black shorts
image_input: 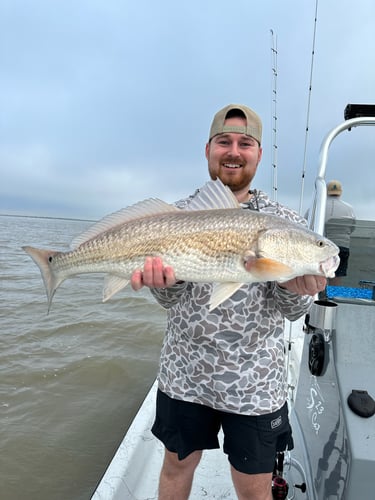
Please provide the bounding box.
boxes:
[151,390,294,474]
[336,247,350,277]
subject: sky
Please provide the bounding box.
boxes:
[1,0,375,221]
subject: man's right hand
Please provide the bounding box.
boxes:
[130,256,177,290]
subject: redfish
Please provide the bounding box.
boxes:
[23,179,339,312]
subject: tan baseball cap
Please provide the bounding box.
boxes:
[327,180,342,196]
[208,104,262,144]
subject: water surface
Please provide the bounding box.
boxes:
[0,215,165,499]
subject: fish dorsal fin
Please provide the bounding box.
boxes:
[71,198,178,249]
[185,179,240,211]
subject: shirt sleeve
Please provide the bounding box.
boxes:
[150,281,188,309]
[273,282,313,321]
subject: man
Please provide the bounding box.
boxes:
[131,104,326,500]
[324,180,356,286]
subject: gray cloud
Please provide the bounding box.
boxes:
[1,0,374,221]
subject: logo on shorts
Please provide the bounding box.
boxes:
[271,415,282,429]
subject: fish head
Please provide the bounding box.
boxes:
[253,225,340,281]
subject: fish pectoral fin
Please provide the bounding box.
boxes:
[209,282,243,311]
[245,256,293,281]
[103,275,129,302]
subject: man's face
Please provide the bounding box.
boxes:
[205,116,262,194]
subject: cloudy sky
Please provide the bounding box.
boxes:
[1,0,374,221]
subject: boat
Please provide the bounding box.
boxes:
[92,104,375,499]
[275,104,375,500]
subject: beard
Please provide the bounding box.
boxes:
[208,166,256,192]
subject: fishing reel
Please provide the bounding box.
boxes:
[272,453,289,499]
[272,452,307,499]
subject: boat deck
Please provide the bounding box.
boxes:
[92,380,238,499]
[333,302,375,496]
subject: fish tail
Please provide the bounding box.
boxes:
[22,246,64,313]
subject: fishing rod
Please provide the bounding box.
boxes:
[298,0,319,215]
[270,29,278,202]
[284,0,320,425]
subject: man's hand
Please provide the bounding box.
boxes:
[130,256,177,290]
[278,275,327,296]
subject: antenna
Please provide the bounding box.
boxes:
[270,29,278,201]
[298,0,319,214]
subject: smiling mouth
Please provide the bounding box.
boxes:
[223,163,242,169]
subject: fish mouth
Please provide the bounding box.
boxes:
[320,254,340,278]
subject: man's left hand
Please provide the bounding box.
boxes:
[278,275,327,296]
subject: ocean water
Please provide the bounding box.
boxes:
[0,215,165,500]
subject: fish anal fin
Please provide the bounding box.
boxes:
[209,282,243,311]
[103,275,129,301]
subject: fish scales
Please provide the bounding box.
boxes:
[91,211,250,256]
[53,210,257,278]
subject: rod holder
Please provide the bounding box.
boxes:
[308,300,338,340]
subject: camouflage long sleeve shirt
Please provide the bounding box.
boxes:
[151,189,313,415]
